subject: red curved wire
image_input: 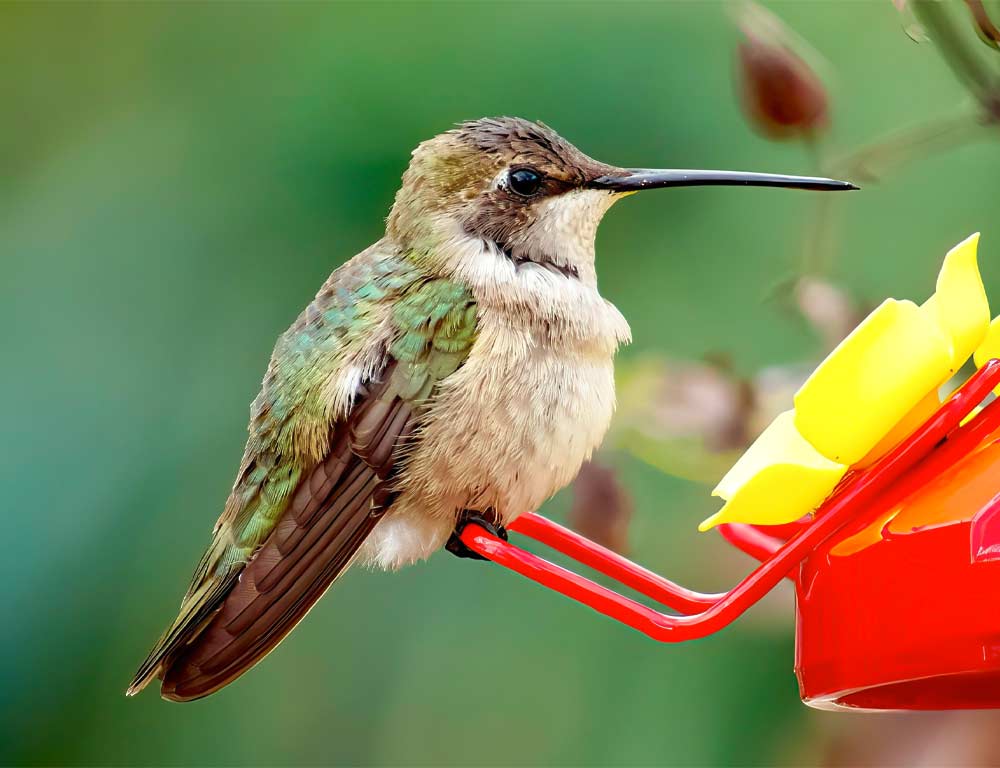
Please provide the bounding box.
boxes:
[509,513,722,614]
[461,359,1000,641]
[717,523,785,563]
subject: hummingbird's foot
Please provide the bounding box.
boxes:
[445,510,508,561]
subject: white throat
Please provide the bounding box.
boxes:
[519,188,622,283]
[430,189,631,354]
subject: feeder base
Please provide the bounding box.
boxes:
[795,513,1000,710]
[806,669,1000,711]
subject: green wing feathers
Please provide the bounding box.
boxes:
[128,248,477,699]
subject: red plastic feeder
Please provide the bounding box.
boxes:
[460,360,1000,711]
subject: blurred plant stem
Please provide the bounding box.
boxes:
[830,107,994,182]
[796,0,1000,280]
[913,0,1000,113]
[802,108,994,276]
[840,0,1000,180]
[965,0,1000,48]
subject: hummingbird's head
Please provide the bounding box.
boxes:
[388,117,620,285]
[387,117,854,290]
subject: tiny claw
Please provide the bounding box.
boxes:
[446,510,508,561]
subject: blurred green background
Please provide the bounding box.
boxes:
[3,1,999,766]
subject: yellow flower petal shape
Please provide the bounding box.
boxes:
[793,298,951,465]
[974,315,1000,369]
[852,389,941,468]
[699,411,846,530]
[922,233,988,371]
[699,234,989,533]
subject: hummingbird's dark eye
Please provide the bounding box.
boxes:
[508,168,542,197]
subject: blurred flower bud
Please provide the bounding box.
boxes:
[569,461,633,554]
[655,354,756,452]
[735,2,829,140]
[965,0,1000,49]
[794,276,865,351]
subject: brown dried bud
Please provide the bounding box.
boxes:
[794,276,865,351]
[651,356,755,452]
[965,0,1000,49]
[568,461,633,555]
[735,3,829,140]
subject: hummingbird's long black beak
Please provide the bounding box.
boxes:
[588,168,858,192]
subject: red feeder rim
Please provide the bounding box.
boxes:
[460,359,1000,710]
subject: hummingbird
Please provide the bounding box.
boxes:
[128,117,855,701]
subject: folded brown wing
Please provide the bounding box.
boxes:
[159,369,414,701]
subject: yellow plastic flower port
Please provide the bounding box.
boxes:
[700,233,989,531]
[974,315,1000,391]
[699,411,846,531]
[794,298,951,465]
[927,233,989,369]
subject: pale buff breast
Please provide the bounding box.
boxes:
[405,311,619,520]
[359,277,630,570]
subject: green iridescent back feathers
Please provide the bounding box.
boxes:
[129,245,477,691]
[208,249,475,579]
